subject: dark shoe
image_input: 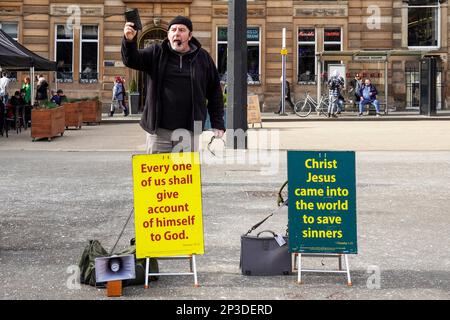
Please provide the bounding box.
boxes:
[327,113,331,118]
[109,111,114,117]
[358,113,363,116]
[332,113,338,118]
[274,111,280,114]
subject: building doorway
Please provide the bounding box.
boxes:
[405,67,420,110]
[406,63,443,110]
[137,28,166,111]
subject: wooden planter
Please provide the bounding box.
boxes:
[31,106,65,141]
[80,100,101,125]
[63,102,83,129]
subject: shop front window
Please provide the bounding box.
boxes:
[298,28,316,83]
[217,26,261,84]
[323,28,342,77]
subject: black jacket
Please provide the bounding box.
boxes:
[358,84,378,100]
[36,80,48,100]
[284,81,291,100]
[121,37,225,134]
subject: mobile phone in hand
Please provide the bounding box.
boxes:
[125,8,142,31]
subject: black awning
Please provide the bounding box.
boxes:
[0,29,57,71]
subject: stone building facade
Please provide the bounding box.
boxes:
[0,0,448,111]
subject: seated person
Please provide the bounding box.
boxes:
[337,94,345,114]
[358,78,381,117]
[50,89,66,106]
[9,90,22,106]
[7,91,23,117]
[299,70,312,82]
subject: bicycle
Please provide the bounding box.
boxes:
[294,91,330,117]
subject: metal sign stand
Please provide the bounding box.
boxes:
[280,28,288,116]
[144,254,199,288]
[294,253,352,286]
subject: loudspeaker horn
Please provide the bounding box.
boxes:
[95,254,136,283]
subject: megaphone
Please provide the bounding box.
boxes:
[95,254,136,297]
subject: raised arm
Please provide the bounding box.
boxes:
[121,22,154,73]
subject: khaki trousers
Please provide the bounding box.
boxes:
[145,128,200,154]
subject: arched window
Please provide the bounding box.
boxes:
[139,28,166,49]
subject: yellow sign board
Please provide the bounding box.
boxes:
[280,49,288,55]
[132,153,204,258]
[247,95,262,126]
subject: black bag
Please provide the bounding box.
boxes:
[239,199,292,276]
[240,230,292,276]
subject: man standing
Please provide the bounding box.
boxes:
[0,72,10,105]
[349,73,362,109]
[122,16,225,154]
[358,78,381,117]
[36,74,49,106]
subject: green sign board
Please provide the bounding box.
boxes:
[217,27,260,42]
[287,151,357,254]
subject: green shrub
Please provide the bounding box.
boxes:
[41,101,59,109]
[129,79,138,93]
[65,98,82,103]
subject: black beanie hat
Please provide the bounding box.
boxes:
[168,16,193,32]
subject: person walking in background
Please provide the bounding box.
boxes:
[358,78,381,117]
[122,15,225,154]
[111,76,129,117]
[275,76,295,114]
[21,76,31,105]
